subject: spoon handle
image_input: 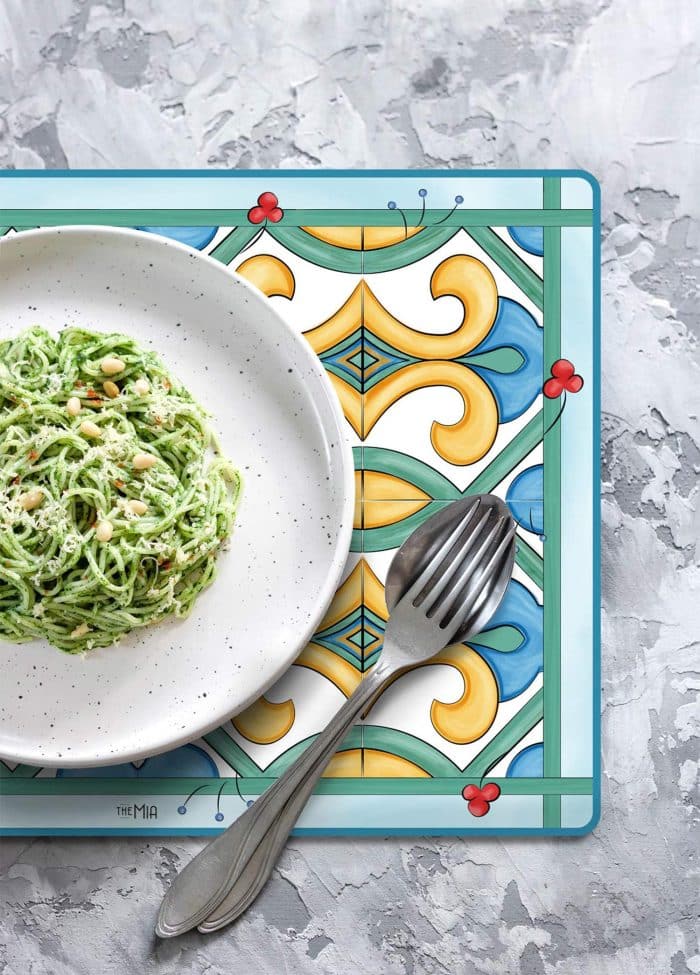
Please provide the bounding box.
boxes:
[155,663,390,938]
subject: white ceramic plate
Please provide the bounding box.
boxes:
[0,227,354,768]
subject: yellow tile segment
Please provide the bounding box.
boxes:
[232,696,295,745]
[362,558,389,621]
[363,497,430,529]
[363,750,431,778]
[230,244,506,767]
[298,226,423,251]
[363,226,423,250]
[363,470,430,503]
[235,254,295,298]
[354,495,363,531]
[328,374,362,439]
[315,561,363,630]
[323,750,363,777]
[303,282,362,355]
[296,644,361,699]
[301,226,363,250]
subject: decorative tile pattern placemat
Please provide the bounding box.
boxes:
[0,171,600,835]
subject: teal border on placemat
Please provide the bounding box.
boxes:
[0,169,601,837]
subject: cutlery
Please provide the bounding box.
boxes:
[156,493,516,937]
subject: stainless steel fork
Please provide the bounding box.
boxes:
[156,494,515,937]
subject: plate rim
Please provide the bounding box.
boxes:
[0,225,355,768]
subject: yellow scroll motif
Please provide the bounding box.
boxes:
[375,644,499,747]
[236,254,295,299]
[305,282,362,355]
[363,256,497,360]
[302,257,500,464]
[367,568,499,746]
[365,360,498,466]
[426,645,498,744]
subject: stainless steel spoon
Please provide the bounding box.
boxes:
[156,494,515,938]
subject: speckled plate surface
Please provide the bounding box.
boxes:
[0,227,354,768]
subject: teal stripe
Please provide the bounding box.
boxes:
[0,775,593,797]
[0,763,40,779]
[543,176,562,828]
[363,503,444,552]
[363,447,461,499]
[1,209,592,228]
[465,412,543,495]
[202,728,263,777]
[463,688,544,778]
[264,727,362,776]
[362,226,459,272]
[267,226,362,272]
[208,225,261,264]
[465,226,544,309]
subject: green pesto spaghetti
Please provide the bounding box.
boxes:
[0,326,242,653]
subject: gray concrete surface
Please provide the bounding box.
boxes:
[1,1,698,972]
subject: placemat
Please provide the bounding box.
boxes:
[0,170,600,835]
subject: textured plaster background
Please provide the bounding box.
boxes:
[1,1,699,973]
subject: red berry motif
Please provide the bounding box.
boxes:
[481,782,501,802]
[247,191,284,224]
[461,781,501,817]
[543,358,584,398]
[468,797,490,817]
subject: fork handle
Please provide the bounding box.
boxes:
[156,663,391,937]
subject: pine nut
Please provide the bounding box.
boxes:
[103,381,120,399]
[80,420,102,438]
[127,499,148,515]
[66,396,82,416]
[134,378,150,396]
[95,519,114,542]
[20,488,44,511]
[133,452,157,470]
[101,356,125,375]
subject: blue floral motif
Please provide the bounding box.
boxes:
[470,579,543,701]
[506,465,544,536]
[465,297,543,422]
[57,743,219,778]
[506,742,544,777]
[507,226,544,256]
[135,226,219,250]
